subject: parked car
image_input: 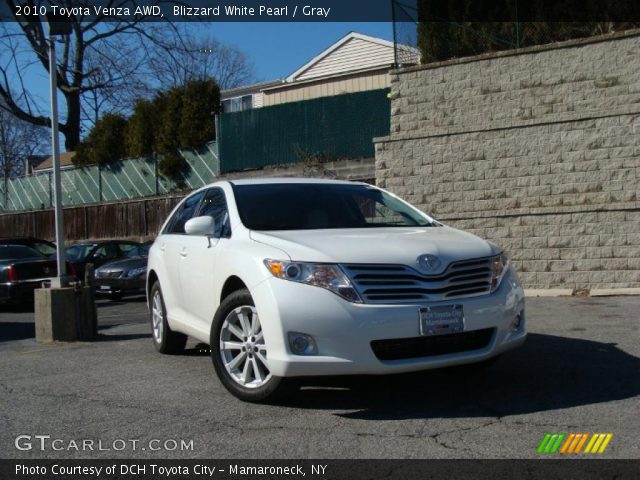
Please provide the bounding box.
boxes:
[0,237,57,257]
[94,241,153,300]
[65,240,140,280]
[147,179,526,402]
[0,244,71,304]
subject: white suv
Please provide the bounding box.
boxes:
[147,178,526,402]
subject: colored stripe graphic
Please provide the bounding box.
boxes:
[574,433,589,453]
[537,433,565,454]
[584,433,614,454]
[540,433,614,455]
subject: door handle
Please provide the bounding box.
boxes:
[180,248,187,257]
[159,243,166,252]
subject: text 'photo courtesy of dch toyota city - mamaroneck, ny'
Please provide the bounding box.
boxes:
[0,0,639,479]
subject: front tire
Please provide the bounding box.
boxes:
[149,282,187,354]
[210,289,295,403]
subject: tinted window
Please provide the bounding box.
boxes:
[196,188,230,238]
[232,183,434,231]
[127,243,151,257]
[118,243,138,256]
[165,191,205,234]
[92,244,119,260]
[32,241,56,256]
[0,245,44,261]
[66,244,97,262]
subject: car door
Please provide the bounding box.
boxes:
[178,187,231,333]
[157,190,206,324]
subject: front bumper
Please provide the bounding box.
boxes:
[250,266,526,377]
[94,276,145,297]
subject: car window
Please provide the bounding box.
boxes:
[118,243,138,256]
[92,244,119,260]
[127,243,151,257]
[165,191,206,234]
[232,183,434,231]
[0,245,45,261]
[196,188,231,238]
[33,241,56,257]
[65,244,97,262]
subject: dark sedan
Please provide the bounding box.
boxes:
[0,245,64,304]
[65,240,140,280]
[94,241,152,300]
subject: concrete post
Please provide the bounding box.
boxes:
[35,286,97,343]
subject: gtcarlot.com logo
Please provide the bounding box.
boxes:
[537,433,613,455]
[14,435,194,452]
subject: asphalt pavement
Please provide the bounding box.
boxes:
[0,295,639,459]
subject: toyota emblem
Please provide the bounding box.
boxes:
[417,254,441,273]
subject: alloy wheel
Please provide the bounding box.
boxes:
[151,290,164,344]
[219,305,270,388]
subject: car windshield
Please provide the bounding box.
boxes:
[233,183,434,231]
[127,243,151,257]
[65,244,96,262]
[0,245,45,261]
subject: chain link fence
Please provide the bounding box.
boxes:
[0,142,218,212]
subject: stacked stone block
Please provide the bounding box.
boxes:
[375,31,640,289]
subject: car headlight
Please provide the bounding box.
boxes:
[127,266,147,278]
[490,251,509,292]
[264,259,362,303]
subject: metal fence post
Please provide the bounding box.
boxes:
[98,166,102,202]
[154,155,159,195]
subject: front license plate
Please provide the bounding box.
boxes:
[419,305,464,336]
[99,285,110,291]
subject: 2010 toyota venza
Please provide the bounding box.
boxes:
[147,179,526,402]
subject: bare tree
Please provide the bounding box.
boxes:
[147,33,255,90]
[0,107,48,206]
[0,0,188,150]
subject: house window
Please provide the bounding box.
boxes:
[222,95,254,113]
[241,95,253,110]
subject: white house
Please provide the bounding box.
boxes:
[220,32,420,112]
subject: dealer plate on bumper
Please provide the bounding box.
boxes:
[419,305,464,336]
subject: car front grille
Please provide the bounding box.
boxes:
[371,328,495,361]
[343,257,493,303]
[96,270,123,279]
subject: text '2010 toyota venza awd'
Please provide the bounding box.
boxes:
[147,179,526,402]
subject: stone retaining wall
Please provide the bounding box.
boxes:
[375,31,640,289]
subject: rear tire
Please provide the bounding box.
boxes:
[210,289,296,403]
[149,282,187,354]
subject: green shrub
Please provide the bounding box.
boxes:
[179,79,219,147]
[125,99,157,157]
[73,113,128,167]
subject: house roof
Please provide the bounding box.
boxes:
[33,151,76,171]
[285,32,416,83]
[220,79,283,99]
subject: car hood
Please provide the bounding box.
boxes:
[96,257,147,272]
[250,226,494,273]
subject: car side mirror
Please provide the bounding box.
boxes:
[185,216,216,236]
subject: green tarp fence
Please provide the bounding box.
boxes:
[219,89,390,173]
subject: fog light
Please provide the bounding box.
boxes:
[288,332,318,355]
[511,312,523,331]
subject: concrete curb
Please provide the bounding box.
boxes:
[590,288,640,297]
[525,288,640,297]
[525,289,574,297]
